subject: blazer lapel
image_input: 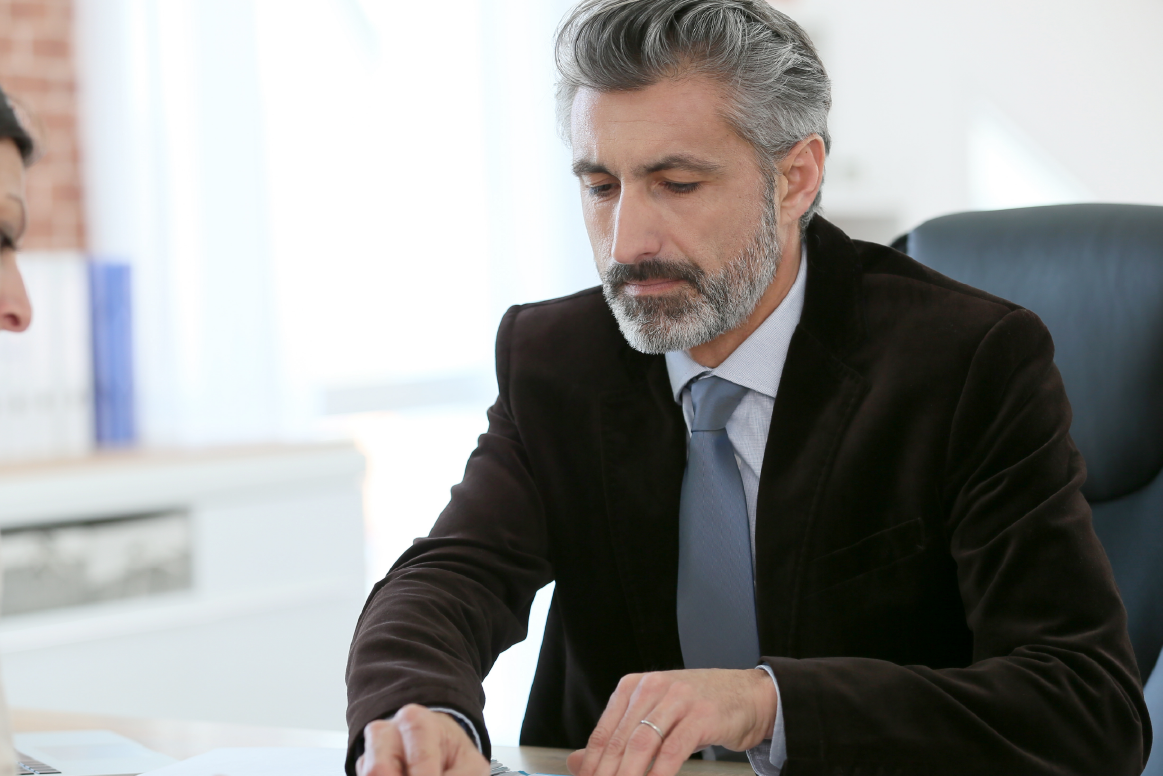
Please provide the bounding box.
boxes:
[599,349,688,672]
[754,218,869,657]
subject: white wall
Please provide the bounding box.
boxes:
[75,0,1163,439]
[778,0,1163,236]
[74,0,287,448]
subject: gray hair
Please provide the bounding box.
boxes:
[555,0,831,228]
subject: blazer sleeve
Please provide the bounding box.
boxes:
[766,308,1150,775]
[344,305,554,773]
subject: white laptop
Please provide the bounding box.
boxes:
[14,730,176,776]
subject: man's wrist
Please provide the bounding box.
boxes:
[754,664,787,771]
[751,666,779,740]
[429,707,483,752]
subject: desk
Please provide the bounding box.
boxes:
[13,709,753,776]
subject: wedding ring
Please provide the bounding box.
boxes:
[638,719,665,740]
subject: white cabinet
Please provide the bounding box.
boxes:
[0,443,365,731]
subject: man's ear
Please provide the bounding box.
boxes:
[776,134,826,224]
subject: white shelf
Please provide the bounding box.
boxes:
[0,442,365,527]
[0,442,367,731]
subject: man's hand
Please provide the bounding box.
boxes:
[357,704,490,776]
[567,669,777,776]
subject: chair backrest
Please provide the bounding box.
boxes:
[892,203,1163,679]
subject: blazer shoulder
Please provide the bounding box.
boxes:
[501,286,617,350]
[498,286,631,380]
[854,238,1021,314]
[509,285,608,322]
[841,239,1060,379]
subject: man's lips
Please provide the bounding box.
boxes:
[623,278,687,296]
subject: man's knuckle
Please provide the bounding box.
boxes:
[408,748,437,765]
[365,719,392,737]
[588,727,609,748]
[397,706,432,730]
[617,674,641,692]
[639,672,666,692]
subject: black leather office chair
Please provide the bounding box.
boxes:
[890,204,1163,689]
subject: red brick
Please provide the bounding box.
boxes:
[33,38,68,58]
[9,2,44,20]
[2,74,50,93]
[52,182,81,201]
[0,0,85,250]
[41,112,73,130]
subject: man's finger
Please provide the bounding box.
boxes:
[610,682,690,776]
[576,675,639,776]
[566,749,586,775]
[444,752,490,776]
[606,716,666,776]
[443,736,490,776]
[361,720,405,776]
[395,705,446,776]
[645,717,703,776]
[592,674,673,776]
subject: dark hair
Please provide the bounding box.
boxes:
[0,83,37,165]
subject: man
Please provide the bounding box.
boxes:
[346,2,1149,774]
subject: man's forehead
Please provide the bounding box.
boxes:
[570,80,745,176]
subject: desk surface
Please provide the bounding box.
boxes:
[13,709,751,776]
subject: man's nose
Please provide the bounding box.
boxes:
[610,189,664,265]
[0,255,33,332]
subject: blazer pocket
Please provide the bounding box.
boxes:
[807,518,925,595]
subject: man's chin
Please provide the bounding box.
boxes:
[612,311,721,354]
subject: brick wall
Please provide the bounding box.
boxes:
[0,0,85,251]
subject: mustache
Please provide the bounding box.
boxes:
[602,258,706,291]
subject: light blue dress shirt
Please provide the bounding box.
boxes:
[664,248,807,775]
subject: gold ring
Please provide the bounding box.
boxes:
[639,719,665,740]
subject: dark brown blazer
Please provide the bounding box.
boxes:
[346,217,1149,775]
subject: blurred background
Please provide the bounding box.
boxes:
[0,0,1161,747]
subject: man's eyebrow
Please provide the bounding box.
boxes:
[571,155,725,179]
[638,154,724,177]
[572,159,610,177]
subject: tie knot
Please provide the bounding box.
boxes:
[689,375,748,432]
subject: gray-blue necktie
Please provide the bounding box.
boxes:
[676,375,761,671]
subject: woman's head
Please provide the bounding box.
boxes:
[0,87,34,332]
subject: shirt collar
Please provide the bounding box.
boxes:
[665,243,808,402]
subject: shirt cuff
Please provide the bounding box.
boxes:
[747,665,787,775]
[429,707,483,753]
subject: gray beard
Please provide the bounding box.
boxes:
[600,196,781,355]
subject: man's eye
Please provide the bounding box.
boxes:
[664,181,700,194]
[586,183,615,197]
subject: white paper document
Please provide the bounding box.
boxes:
[138,747,346,776]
